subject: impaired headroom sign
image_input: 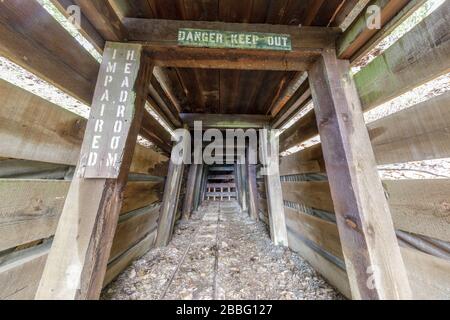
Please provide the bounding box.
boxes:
[178,28,292,51]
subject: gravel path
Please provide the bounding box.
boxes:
[102,201,344,300]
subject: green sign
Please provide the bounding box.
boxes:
[178,28,292,51]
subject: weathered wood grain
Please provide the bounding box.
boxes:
[0,179,163,252]
[369,92,450,164]
[0,0,99,105]
[109,205,160,261]
[0,79,168,174]
[281,181,334,213]
[309,50,411,299]
[260,129,288,246]
[355,4,450,111]
[337,0,411,59]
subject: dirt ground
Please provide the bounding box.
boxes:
[102,201,344,300]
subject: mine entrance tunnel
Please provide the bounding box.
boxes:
[0,0,449,301]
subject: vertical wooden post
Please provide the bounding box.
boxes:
[308,50,412,300]
[247,146,259,220]
[240,163,248,211]
[260,128,288,246]
[193,164,204,210]
[182,164,198,220]
[155,135,188,246]
[36,43,153,300]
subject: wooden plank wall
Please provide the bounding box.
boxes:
[0,81,169,299]
[273,3,450,300]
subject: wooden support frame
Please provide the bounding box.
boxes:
[260,129,288,246]
[36,43,153,300]
[123,18,340,71]
[308,49,411,299]
[247,162,259,220]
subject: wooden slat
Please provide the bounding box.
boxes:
[279,143,326,175]
[0,0,99,105]
[0,220,158,300]
[279,110,318,154]
[109,205,159,261]
[286,208,450,299]
[369,92,450,164]
[282,178,450,243]
[0,179,163,252]
[281,181,334,213]
[349,0,427,63]
[309,50,411,299]
[285,208,342,258]
[182,164,198,220]
[180,113,271,129]
[49,0,106,52]
[73,0,127,41]
[355,4,450,111]
[287,230,352,298]
[384,179,450,243]
[0,79,168,174]
[280,91,450,166]
[103,231,156,287]
[120,181,163,213]
[337,0,411,59]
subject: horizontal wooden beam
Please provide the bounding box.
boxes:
[0,210,159,300]
[279,91,450,166]
[337,0,411,59]
[124,18,340,71]
[285,208,450,299]
[281,179,450,242]
[180,113,271,129]
[355,3,450,111]
[0,178,163,252]
[279,109,317,152]
[0,79,169,172]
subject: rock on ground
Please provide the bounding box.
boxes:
[102,201,344,300]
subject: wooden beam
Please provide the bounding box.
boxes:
[337,0,411,59]
[0,179,162,251]
[350,0,427,63]
[180,113,271,129]
[355,3,450,111]
[73,0,128,41]
[369,92,450,164]
[308,50,411,299]
[124,18,340,71]
[279,109,318,152]
[0,0,99,105]
[182,164,198,220]
[49,0,106,53]
[0,78,170,167]
[35,43,152,300]
[286,207,450,299]
[193,164,205,211]
[155,137,188,246]
[260,129,288,246]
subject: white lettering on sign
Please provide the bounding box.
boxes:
[178,28,292,51]
[78,44,141,178]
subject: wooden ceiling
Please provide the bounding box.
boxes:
[108,0,348,115]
